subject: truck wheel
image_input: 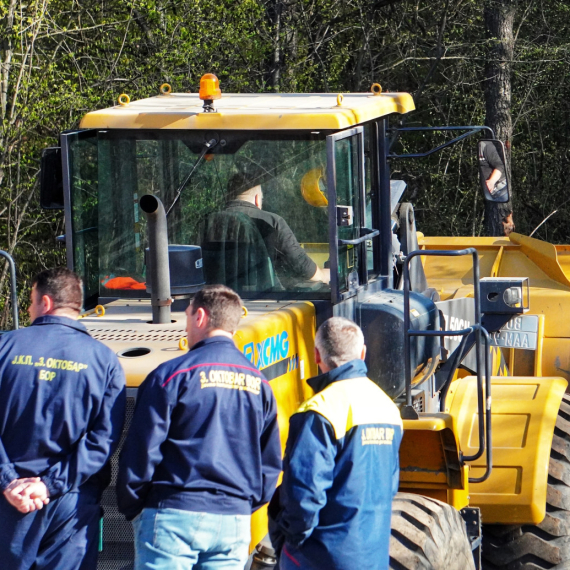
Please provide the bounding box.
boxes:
[482,394,570,569]
[389,492,476,569]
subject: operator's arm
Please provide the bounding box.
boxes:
[252,387,282,512]
[486,168,502,192]
[311,266,330,284]
[40,363,126,498]
[117,370,173,521]
[272,216,323,282]
[484,144,506,193]
[271,411,336,548]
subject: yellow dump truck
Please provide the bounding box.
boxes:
[39,75,570,569]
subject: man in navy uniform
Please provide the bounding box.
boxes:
[269,317,403,570]
[118,284,282,569]
[0,267,126,569]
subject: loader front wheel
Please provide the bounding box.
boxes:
[482,394,570,569]
[389,492,476,569]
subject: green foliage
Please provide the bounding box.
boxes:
[2,0,570,323]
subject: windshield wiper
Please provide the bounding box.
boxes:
[166,137,219,217]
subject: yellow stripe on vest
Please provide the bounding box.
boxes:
[295,377,403,440]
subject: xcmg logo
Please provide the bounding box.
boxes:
[243,332,289,369]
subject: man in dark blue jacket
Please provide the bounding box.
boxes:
[0,267,126,570]
[269,317,403,570]
[117,284,282,569]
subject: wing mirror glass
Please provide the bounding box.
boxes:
[478,139,509,203]
[40,147,64,209]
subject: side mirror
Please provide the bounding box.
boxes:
[478,140,509,203]
[40,147,64,209]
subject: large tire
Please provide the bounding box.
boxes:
[389,492,476,570]
[482,394,570,570]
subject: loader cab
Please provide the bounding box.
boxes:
[42,88,415,309]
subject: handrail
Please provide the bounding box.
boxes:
[0,251,18,330]
[339,228,380,246]
[402,247,491,483]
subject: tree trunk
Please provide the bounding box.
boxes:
[267,0,283,91]
[483,0,516,237]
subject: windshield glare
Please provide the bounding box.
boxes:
[69,132,331,304]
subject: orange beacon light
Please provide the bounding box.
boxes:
[199,74,221,112]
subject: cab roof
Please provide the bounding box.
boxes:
[79,91,415,131]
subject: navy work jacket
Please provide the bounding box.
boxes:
[0,316,126,498]
[117,335,282,521]
[270,360,403,570]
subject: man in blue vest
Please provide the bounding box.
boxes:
[117,284,282,569]
[269,317,403,570]
[0,267,126,569]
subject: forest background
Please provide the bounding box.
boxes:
[0,0,568,326]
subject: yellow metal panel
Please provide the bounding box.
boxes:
[541,338,570,384]
[79,92,415,130]
[234,302,318,449]
[419,236,512,248]
[233,301,317,549]
[421,244,512,300]
[446,375,567,524]
[555,245,570,280]
[399,414,469,510]
[490,246,504,278]
[509,233,570,288]
[535,314,545,376]
[419,236,570,338]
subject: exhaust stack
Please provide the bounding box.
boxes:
[140,194,172,324]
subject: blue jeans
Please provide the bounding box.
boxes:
[133,508,251,570]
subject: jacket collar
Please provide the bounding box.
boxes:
[31,315,89,335]
[227,200,257,210]
[307,359,368,394]
[190,335,236,352]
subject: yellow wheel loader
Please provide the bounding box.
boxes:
[39,75,570,570]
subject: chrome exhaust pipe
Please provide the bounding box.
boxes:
[140,194,172,324]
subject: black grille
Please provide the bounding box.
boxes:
[98,394,136,570]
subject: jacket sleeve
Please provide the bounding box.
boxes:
[0,437,19,491]
[252,388,282,511]
[0,337,20,491]
[40,362,126,498]
[272,217,317,280]
[117,370,174,520]
[273,410,336,547]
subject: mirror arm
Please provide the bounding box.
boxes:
[387,126,495,159]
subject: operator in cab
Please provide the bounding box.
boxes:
[269,317,403,570]
[223,172,330,287]
[0,267,126,570]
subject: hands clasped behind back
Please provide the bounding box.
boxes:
[3,477,50,514]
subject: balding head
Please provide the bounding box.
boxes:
[314,317,365,370]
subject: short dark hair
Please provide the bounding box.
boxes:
[227,173,251,200]
[227,163,271,201]
[191,284,242,333]
[32,267,83,313]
